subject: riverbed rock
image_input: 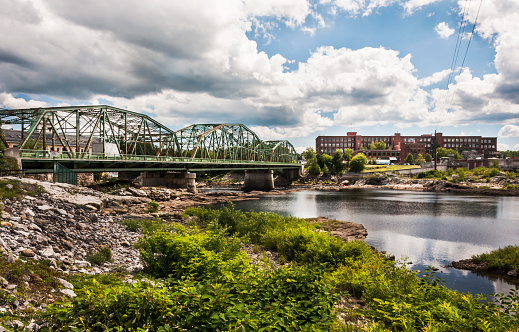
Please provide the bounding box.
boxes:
[507,270,518,277]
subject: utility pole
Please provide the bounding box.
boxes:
[434,130,438,171]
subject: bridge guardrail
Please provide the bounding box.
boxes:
[18,149,299,165]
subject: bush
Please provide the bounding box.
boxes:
[86,246,113,266]
[472,245,519,271]
[42,264,337,332]
[145,200,159,213]
[415,170,447,180]
[121,218,163,234]
[349,153,367,172]
[137,224,245,280]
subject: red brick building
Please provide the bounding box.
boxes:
[315,132,497,163]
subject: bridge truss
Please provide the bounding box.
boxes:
[0,105,299,171]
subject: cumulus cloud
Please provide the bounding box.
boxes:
[435,22,455,39]
[1,0,519,145]
[498,124,519,137]
[420,69,451,87]
[332,0,399,16]
[0,92,47,109]
[330,0,442,16]
[514,143,519,150]
[498,143,509,150]
[403,0,443,14]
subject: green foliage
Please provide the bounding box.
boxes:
[137,223,245,280]
[322,164,330,175]
[0,179,44,199]
[436,147,462,159]
[415,170,447,180]
[343,148,353,162]
[0,253,61,293]
[424,153,433,162]
[472,245,519,271]
[121,218,163,235]
[145,200,159,213]
[86,246,113,266]
[42,264,337,332]
[349,153,367,172]
[484,167,502,178]
[404,153,414,165]
[332,150,345,174]
[328,255,519,331]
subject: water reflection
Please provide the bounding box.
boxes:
[231,189,519,296]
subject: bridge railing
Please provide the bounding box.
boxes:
[18,149,299,165]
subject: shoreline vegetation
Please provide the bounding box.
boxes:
[0,174,518,330]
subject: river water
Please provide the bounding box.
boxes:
[227,188,519,297]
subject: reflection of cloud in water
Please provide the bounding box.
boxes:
[367,230,518,296]
[367,230,495,265]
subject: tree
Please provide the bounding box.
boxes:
[436,147,462,160]
[405,153,414,165]
[332,150,345,174]
[424,153,432,162]
[416,153,424,163]
[302,147,316,161]
[349,153,367,172]
[343,149,353,162]
[374,141,387,150]
[304,147,321,175]
[322,164,330,175]
[317,153,332,170]
[369,141,377,150]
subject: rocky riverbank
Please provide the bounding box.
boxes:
[344,172,519,196]
[0,176,368,327]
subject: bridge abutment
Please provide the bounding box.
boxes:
[136,172,197,193]
[243,170,274,191]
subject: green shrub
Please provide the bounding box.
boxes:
[472,245,519,271]
[42,264,337,332]
[86,246,113,266]
[485,167,502,178]
[137,223,245,280]
[415,170,447,179]
[121,218,163,234]
[145,200,159,213]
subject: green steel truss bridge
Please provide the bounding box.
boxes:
[0,105,300,173]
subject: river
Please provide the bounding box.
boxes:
[227,188,519,297]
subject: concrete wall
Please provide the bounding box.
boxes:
[3,147,22,170]
[136,172,197,192]
[243,170,274,191]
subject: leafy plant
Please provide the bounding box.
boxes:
[86,246,113,266]
[145,200,159,213]
[472,245,519,271]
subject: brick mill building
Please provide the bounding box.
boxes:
[315,132,498,164]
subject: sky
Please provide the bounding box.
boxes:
[1,0,519,152]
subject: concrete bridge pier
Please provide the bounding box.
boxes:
[243,170,274,191]
[136,172,197,193]
[281,166,303,182]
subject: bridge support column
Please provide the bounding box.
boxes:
[3,147,22,170]
[243,170,274,191]
[136,172,197,193]
[281,166,303,182]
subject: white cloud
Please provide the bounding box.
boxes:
[331,0,442,16]
[498,143,510,150]
[1,0,519,147]
[403,0,443,14]
[434,22,455,39]
[333,0,399,16]
[513,143,519,150]
[498,124,519,137]
[0,93,47,109]
[420,69,451,87]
